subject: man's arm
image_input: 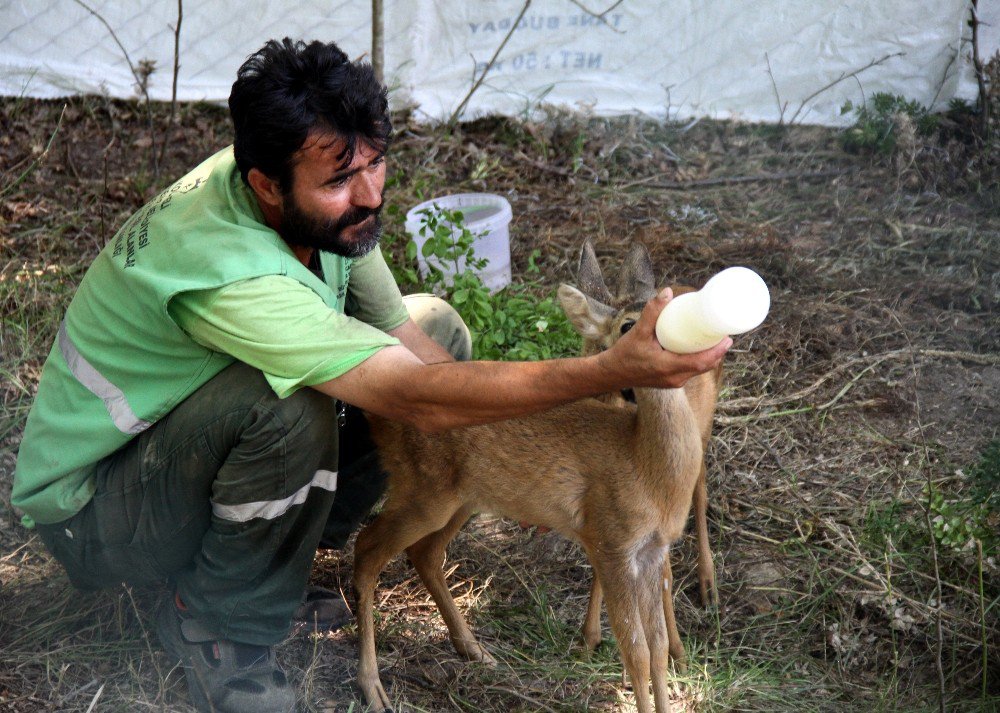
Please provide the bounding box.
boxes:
[312,290,730,433]
[387,318,455,365]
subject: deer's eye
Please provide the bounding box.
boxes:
[620,320,636,335]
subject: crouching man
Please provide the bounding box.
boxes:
[12,38,730,713]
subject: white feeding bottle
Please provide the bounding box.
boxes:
[654,266,771,353]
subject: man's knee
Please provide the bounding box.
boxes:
[403,293,473,361]
[266,382,338,448]
[201,362,337,447]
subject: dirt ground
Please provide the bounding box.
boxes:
[0,91,998,713]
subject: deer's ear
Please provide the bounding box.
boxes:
[577,240,614,305]
[617,242,656,303]
[557,284,616,340]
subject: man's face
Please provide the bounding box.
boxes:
[279,130,387,258]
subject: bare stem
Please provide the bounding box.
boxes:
[448,0,532,127]
[970,0,990,136]
[978,539,987,704]
[70,0,159,176]
[788,52,903,125]
[171,0,183,124]
[372,0,385,84]
[566,0,626,33]
[894,314,947,713]
[764,52,787,125]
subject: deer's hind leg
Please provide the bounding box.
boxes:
[354,495,464,712]
[582,576,603,651]
[406,505,496,664]
[693,461,717,607]
[660,553,687,671]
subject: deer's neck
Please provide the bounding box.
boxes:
[633,387,703,513]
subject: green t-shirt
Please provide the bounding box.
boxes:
[168,247,410,398]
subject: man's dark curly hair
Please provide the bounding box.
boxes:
[229,38,391,188]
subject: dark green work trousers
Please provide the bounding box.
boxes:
[35,295,471,645]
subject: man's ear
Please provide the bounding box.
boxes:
[247,167,283,212]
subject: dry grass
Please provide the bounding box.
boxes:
[1,85,998,712]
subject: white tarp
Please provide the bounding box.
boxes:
[1,0,996,126]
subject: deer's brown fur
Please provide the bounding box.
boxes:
[353,243,723,713]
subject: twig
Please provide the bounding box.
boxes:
[788,52,904,125]
[726,524,991,648]
[70,0,159,176]
[635,168,850,190]
[764,52,787,125]
[929,43,960,109]
[566,0,626,33]
[170,0,183,123]
[978,539,988,704]
[69,0,144,91]
[448,0,532,127]
[83,683,105,713]
[372,0,385,84]
[157,0,183,169]
[894,315,947,713]
[485,684,559,713]
[970,1,990,136]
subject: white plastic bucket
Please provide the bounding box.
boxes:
[404,193,513,292]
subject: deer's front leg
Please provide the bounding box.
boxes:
[354,500,464,712]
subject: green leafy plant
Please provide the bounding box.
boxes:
[925,442,1000,554]
[407,206,579,361]
[840,93,939,154]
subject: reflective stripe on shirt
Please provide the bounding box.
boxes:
[58,321,153,435]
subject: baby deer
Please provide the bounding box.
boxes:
[353,243,724,713]
[573,240,721,633]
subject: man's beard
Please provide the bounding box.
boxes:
[280,194,383,258]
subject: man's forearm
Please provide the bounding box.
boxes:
[397,351,623,431]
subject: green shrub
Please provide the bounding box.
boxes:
[840,93,939,154]
[406,205,580,361]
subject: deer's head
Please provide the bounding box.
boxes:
[557,240,658,353]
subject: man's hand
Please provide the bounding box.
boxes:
[599,288,731,390]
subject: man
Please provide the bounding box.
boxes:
[13,38,730,712]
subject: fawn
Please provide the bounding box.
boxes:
[573,241,721,649]
[353,242,724,713]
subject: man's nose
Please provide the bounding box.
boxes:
[352,169,383,208]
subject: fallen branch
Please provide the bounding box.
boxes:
[719,347,1000,413]
[633,168,850,190]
